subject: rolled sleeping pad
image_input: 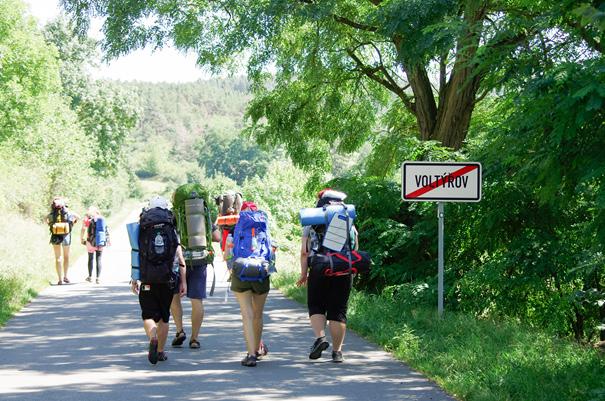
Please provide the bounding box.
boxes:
[126,221,139,249]
[299,204,356,226]
[185,198,207,248]
[126,222,140,279]
[95,217,107,246]
[216,214,239,226]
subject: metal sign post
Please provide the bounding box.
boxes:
[437,202,444,317]
[402,162,482,318]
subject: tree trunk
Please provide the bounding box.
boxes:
[406,65,437,141]
[432,66,481,149]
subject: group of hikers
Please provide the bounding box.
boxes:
[48,185,371,368]
[46,196,110,285]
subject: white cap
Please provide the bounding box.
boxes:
[149,195,169,209]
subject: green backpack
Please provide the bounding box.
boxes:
[173,183,215,266]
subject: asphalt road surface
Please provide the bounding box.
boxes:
[0,209,455,401]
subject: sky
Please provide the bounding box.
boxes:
[23,0,210,83]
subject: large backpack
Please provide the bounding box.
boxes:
[173,183,214,265]
[215,191,243,223]
[302,195,371,277]
[232,210,273,281]
[138,207,178,284]
[87,216,108,247]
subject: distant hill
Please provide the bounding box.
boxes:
[122,77,251,158]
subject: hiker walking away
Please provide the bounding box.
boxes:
[297,189,358,363]
[80,206,110,284]
[46,196,80,285]
[230,201,275,367]
[170,184,221,349]
[130,196,186,365]
[169,223,221,349]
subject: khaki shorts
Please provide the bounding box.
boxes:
[230,272,270,294]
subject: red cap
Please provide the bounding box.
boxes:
[241,201,258,211]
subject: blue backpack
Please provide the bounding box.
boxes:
[232,210,272,281]
[94,217,107,247]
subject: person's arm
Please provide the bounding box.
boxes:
[211,224,221,242]
[296,235,310,287]
[131,280,140,295]
[80,220,87,245]
[176,246,187,297]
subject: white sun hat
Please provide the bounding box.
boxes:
[149,195,169,209]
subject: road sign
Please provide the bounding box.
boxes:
[402,162,482,202]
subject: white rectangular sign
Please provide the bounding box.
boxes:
[402,161,482,202]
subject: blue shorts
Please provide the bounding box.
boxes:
[186,265,207,299]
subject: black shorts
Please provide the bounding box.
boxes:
[50,233,71,246]
[307,267,352,323]
[138,282,173,323]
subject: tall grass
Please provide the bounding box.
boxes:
[0,213,56,325]
[273,268,605,401]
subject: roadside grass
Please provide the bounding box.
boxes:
[0,198,142,327]
[272,270,605,401]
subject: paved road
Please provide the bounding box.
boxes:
[0,209,455,401]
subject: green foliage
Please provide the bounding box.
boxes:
[196,130,280,184]
[0,0,61,142]
[44,19,138,176]
[448,59,605,340]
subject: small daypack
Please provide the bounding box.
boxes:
[138,207,178,284]
[232,210,273,282]
[50,206,71,235]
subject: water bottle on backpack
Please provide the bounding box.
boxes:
[154,232,165,255]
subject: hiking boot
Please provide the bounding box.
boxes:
[332,351,344,363]
[148,338,159,365]
[241,354,257,367]
[171,330,187,347]
[309,337,329,360]
[157,351,168,362]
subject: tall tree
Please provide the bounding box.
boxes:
[60,0,601,170]
[44,19,138,176]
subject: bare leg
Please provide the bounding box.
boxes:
[251,292,268,351]
[170,294,184,334]
[235,291,256,355]
[190,298,204,341]
[157,320,169,352]
[52,244,63,282]
[143,319,157,341]
[329,321,347,351]
[310,314,327,338]
[62,245,71,280]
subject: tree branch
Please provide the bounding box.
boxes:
[346,48,414,112]
[333,15,378,32]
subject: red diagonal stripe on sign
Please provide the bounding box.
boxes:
[406,164,478,199]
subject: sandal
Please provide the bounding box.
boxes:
[256,341,269,359]
[63,277,70,284]
[241,354,257,367]
[171,330,187,347]
[189,339,200,349]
